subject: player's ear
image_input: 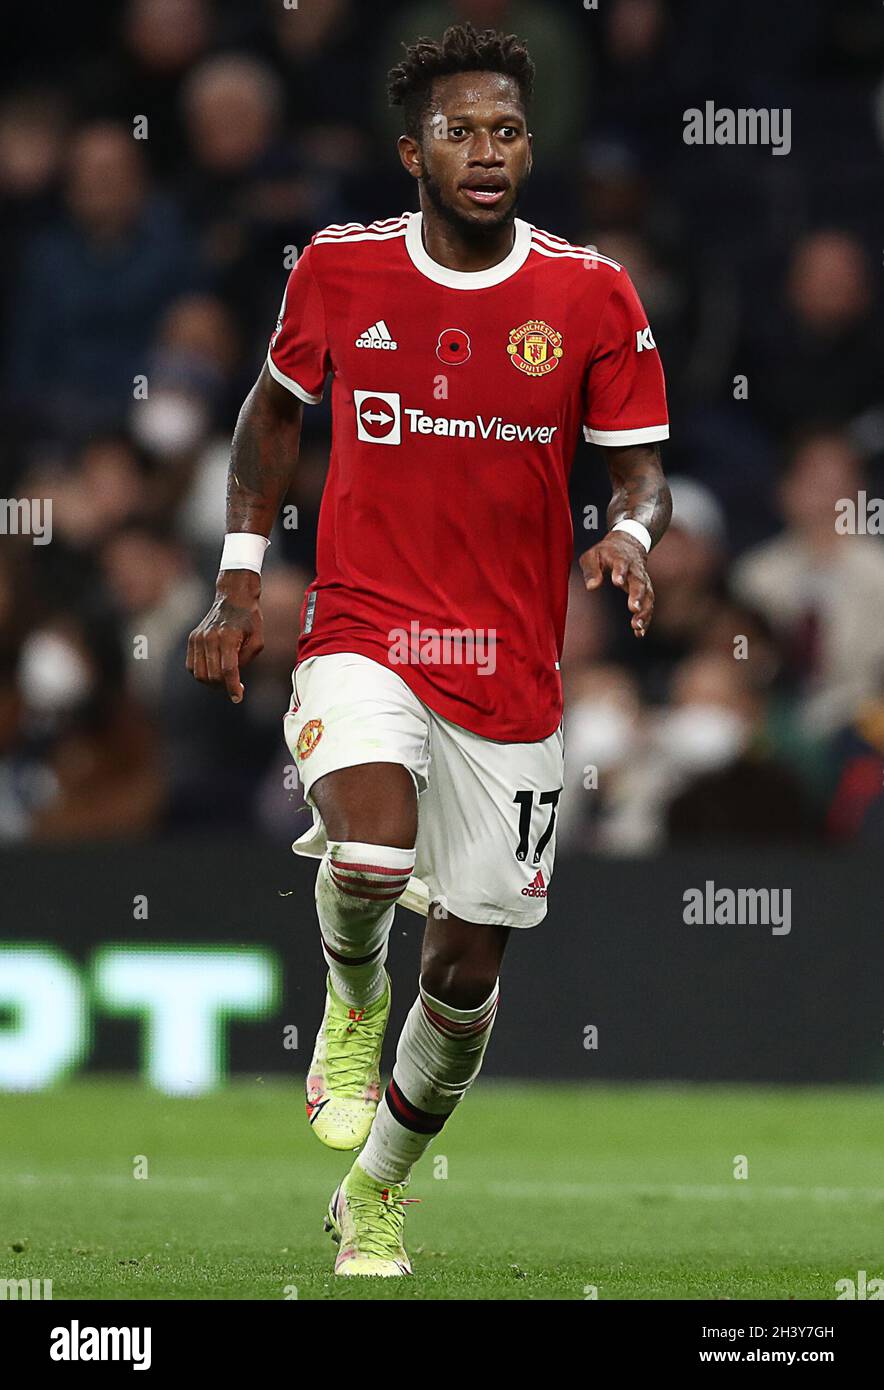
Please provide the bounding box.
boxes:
[397,133,422,181]
[526,130,533,176]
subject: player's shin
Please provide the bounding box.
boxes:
[316,841,415,1007]
[307,840,416,1149]
[357,976,500,1184]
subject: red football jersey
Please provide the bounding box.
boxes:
[268,211,668,741]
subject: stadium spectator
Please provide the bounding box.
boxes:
[100,523,205,701]
[732,430,884,733]
[826,669,884,841]
[557,661,644,851]
[0,91,69,336]
[663,652,818,844]
[180,53,341,348]
[77,0,214,181]
[14,607,164,841]
[44,436,148,548]
[7,122,199,443]
[623,649,814,851]
[129,294,241,531]
[261,0,370,172]
[738,230,882,437]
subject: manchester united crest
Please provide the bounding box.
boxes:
[296,718,324,760]
[507,319,563,376]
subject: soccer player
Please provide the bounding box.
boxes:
[187,23,671,1277]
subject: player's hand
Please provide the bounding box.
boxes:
[579,532,654,638]
[186,572,264,703]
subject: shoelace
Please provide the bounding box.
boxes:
[348,1190,421,1259]
[323,1005,386,1092]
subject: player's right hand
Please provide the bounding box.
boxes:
[186,573,264,704]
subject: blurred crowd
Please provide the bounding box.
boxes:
[1,0,884,849]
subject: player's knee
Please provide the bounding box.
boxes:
[320,839,416,919]
[420,955,498,1011]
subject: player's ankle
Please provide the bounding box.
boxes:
[329,968,388,1011]
[354,1155,410,1191]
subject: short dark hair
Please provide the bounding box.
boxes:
[388,22,535,141]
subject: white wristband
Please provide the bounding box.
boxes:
[611,519,652,553]
[219,533,270,575]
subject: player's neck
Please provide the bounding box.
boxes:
[418,204,516,274]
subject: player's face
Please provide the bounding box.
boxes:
[408,71,532,233]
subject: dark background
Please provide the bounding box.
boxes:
[5,839,882,1083]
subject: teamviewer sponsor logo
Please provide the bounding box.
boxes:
[353,391,557,447]
[404,408,558,443]
[354,389,401,444]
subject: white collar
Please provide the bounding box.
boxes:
[404,210,532,289]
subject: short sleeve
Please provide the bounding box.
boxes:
[266,245,331,404]
[583,271,669,446]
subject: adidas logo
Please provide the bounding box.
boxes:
[521,869,547,898]
[355,320,398,350]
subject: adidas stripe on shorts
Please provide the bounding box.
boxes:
[283,651,564,927]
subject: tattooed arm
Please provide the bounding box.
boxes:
[578,442,672,638]
[186,363,304,701]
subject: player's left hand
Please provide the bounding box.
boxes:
[579,532,654,638]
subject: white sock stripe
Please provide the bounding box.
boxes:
[420,996,498,1039]
[322,845,413,904]
[419,977,500,1024]
[329,861,411,884]
[328,841,416,869]
[329,859,413,879]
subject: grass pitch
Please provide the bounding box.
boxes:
[1,1079,881,1300]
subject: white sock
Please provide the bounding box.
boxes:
[316,841,415,1008]
[358,976,499,1184]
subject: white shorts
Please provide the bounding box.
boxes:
[283,652,564,927]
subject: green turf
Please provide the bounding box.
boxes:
[1,1078,881,1300]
